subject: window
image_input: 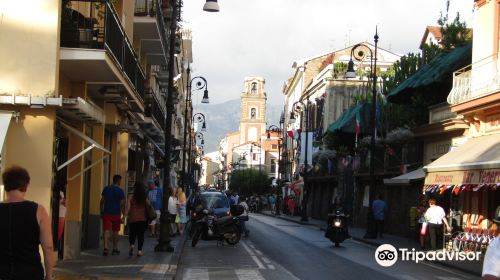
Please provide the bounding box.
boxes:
[252,153,258,161]
[272,144,278,150]
[270,159,276,173]
[250,108,256,119]
[250,82,257,95]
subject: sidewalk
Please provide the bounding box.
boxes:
[260,210,482,277]
[54,233,186,280]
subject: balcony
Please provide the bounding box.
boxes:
[448,53,500,106]
[133,0,168,65]
[428,103,457,124]
[142,92,166,139]
[60,1,145,102]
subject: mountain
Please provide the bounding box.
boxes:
[193,99,283,152]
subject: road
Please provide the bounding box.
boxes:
[176,214,480,280]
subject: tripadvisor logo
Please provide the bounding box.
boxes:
[375,244,481,267]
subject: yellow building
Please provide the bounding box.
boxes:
[426,0,500,233]
[0,0,191,260]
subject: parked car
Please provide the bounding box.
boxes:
[200,191,230,217]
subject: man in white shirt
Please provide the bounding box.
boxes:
[424,198,451,251]
[482,205,500,280]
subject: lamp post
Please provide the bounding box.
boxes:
[188,131,204,186]
[266,124,280,180]
[345,28,379,237]
[156,0,178,253]
[182,76,209,190]
[289,99,310,222]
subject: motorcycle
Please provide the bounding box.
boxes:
[191,205,243,247]
[325,209,348,247]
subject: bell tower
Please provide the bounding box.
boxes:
[239,77,267,144]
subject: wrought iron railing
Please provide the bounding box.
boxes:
[146,93,166,129]
[134,0,156,16]
[61,1,145,101]
[448,53,500,105]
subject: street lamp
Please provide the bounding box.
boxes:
[182,75,209,190]
[203,0,220,12]
[290,99,310,222]
[345,28,379,237]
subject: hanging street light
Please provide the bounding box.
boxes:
[203,0,220,12]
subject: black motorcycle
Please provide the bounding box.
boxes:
[191,205,243,247]
[325,209,348,247]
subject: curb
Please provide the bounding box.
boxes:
[260,212,481,277]
[170,233,187,280]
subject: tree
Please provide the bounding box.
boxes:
[229,169,272,196]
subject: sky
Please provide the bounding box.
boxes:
[182,0,474,106]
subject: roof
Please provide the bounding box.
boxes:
[387,44,472,104]
[420,26,443,49]
[383,168,425,186]
[425,133,500,172]
[326,103,372,134]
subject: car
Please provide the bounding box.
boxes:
[200,191,230,217]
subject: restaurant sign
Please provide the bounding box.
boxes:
[425,169,500,185]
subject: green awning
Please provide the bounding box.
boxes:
[326,103,371,134]
[387,44,472,103]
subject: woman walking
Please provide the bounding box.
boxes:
[168,187,178,236]
[176,187,187,234]
[0,166,54,280]
[124,182,149,257]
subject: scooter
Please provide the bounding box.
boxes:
[191,205,242,247]
[325,209,348,247]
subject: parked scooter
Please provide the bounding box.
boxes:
[325,209,349,247]
[191,205,243,247]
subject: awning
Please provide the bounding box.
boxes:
[0,111,13,152]
[57,122,111,180]
[326,103,371,134]
[425,133,500,173]
[387,44,472,104]
[383,168,425,186]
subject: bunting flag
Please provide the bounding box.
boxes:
[473,184,485,192]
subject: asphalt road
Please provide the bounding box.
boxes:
[176,214,480,280]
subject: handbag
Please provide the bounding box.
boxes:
[420,222,428,236]
[145,202,157,223]
[175,214,180,223]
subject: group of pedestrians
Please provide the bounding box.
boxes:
[99,176,188,257]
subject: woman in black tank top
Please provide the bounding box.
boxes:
[0,166,54,280]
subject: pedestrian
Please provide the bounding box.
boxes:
[0,165,55,280]
[482,205,500,279]
[239,196,250,237]
[416,197,428,249]
[269,194,276,214]
[288,195,296,216]
[167,187,178,236]
[147,180,162,237]
[100,174,125,256]
[233,192,240,205]
[176,186,187,235]
[57,180,67,250]
[424,198,451,251]
[275,194,281,216]
[124,182,149,257]
[372,194,387,238]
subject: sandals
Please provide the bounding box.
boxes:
[103,248,109,256]
[137,250,143,257]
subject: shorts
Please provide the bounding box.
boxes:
[149,210,161,225]
[102,214,121,232]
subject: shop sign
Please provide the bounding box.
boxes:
[425,169,500,185]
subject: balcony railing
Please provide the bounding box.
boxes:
[146,92,166,129]
[428,103,456,124]
[134,0,156,16]
[448,53,500,105]
[61,1,145,101]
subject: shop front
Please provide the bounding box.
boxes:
[423,133,499,254]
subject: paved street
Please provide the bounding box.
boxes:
[177,214,480,280]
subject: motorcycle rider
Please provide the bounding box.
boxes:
[329,197,350,238]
